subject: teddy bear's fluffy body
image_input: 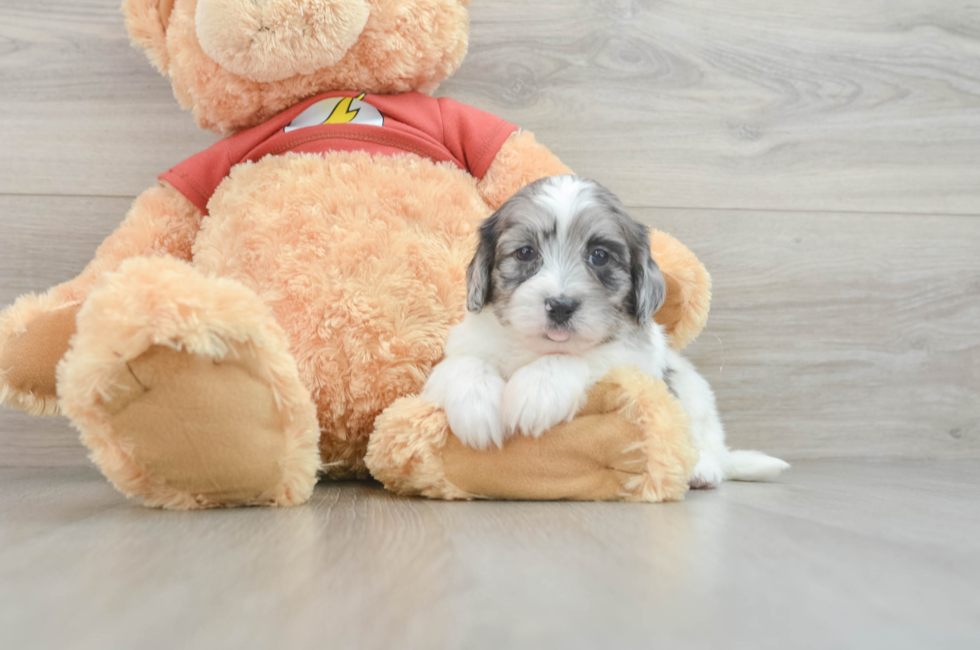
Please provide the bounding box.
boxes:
[0,0,713,508]
[200,152,490,475]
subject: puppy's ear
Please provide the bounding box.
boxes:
[466,213,501,312]
[589,180,667,323]
[626,222,667,323]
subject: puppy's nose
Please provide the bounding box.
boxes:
[545,297,580,324]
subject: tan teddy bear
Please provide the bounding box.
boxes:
[0,0,710,508]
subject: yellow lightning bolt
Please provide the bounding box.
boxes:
[323,93,367,124]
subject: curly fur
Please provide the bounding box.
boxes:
[193,151,491,473]
[121,0,175,75]
[369,366,697,502]
[477,131,574,210]
[367,397,472,499]
[649,229,711,350]
[57,256,322,509]
[130,0,471,133]
[0,294,75,415]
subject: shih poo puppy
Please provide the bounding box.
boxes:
[422,175,788,487]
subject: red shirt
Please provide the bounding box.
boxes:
[160,91,518,214]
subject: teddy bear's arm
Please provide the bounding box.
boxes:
[476,130,574,210]
[368,367,697,502]
[0,183,203,414]
[63,183,204,301]
[647,230,712,350]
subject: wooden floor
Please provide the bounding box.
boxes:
[1,1,979,647]
[1,460,978,649]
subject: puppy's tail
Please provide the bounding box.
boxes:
[723,450,790,482]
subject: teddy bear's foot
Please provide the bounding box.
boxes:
[0,295,81,415]
[368,367,698,503]
[58,256,322,509]
[98,343,305,507]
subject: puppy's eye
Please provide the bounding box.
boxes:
[516,246,537,262]
[589,248,609,267]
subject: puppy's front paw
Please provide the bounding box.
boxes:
[422,357,506,450]
[500,356,590,438]
[445,383,505,450]
[689,451,725,489]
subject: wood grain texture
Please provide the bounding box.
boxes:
[1,461,978,649]
[0,195,133,307]
[639,208,980,460]
[454,0,980,213]
[0,0,218,196]
[0,195,130,468]
[2,0,980,212]
[2,197,978,465]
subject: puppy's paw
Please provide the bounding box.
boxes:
[501,356,590,438]
[689,451,725,489]
[445,385,505,450]
[422,357,506,450]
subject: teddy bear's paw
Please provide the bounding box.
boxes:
[101,344,308,507]
[56,256,322,509]
[0,297,81,415]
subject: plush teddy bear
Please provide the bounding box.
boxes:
[0,0,710,508]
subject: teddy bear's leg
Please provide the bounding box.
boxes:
[368,367,698,503]
[57,256,321,509]
[0,184,203,414]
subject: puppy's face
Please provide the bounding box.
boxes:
[467,176,666,355]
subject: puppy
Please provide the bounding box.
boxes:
[422,175,788,487]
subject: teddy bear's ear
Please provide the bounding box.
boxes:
[121,0,175,75]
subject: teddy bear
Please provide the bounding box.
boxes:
[0,0,711,508]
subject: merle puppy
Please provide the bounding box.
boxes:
[422,175,788,487]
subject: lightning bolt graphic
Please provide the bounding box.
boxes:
[323,92,367,125]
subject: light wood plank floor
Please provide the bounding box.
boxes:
[1,461,978,649]
[2,0,979,646]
